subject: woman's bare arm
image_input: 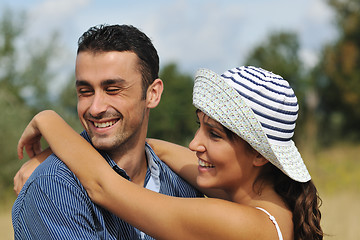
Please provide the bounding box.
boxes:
[17,110,276,240]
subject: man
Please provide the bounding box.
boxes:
[12,24,202,239]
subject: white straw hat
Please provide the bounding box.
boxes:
[193,66,311,182]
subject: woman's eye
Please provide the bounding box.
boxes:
[209,131,221,139]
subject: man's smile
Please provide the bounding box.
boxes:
[92,120,119,128]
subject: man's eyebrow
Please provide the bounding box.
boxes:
[101,78,126,87]
[75,78,126,87]
[76,80,91,87]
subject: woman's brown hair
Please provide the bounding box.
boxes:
[223,125,323,240]
[257,163,323,240]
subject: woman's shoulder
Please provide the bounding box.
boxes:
[252,199,293,240]
[224,186,293,240]
[201,197,291,240]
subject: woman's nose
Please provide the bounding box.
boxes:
[189,129,206,153]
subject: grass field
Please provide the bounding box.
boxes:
[0,206,12,240]
[321,192,360,239]
[1,143,359,239]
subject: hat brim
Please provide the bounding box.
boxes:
[193,68,311,182]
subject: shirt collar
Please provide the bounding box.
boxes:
[80,131,160,189]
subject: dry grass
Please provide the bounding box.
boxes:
[0,205,13,240]
[306,143,360,194]
[321,192,360,239]
[303,142,360,239]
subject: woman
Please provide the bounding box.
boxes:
[18,66,323,240]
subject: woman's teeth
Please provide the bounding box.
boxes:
[198,159,215,168]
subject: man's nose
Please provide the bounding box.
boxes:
[88,93,108,117]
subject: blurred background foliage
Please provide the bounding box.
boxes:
[0,0,359,200]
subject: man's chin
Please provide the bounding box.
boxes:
[92,142,114,151]
[89,133,128,152]
[90,137,116,151]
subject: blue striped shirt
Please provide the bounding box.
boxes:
[12,131,203,239]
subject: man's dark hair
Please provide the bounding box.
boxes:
[77,24,159,98]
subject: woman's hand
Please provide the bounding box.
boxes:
[17,111,50,160]
[13,148,52,195]
[15,110,58,195]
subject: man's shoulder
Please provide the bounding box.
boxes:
[32,153,73,178]
[21,131,92,195]
[11,153,104,239]
[19,153,81,197]
[13,153,90,221]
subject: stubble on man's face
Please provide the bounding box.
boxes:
[75,51,149,155]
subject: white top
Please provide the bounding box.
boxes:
[256,207,284,240]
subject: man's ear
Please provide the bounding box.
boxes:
[253,154,268,167]
[146,78,163,108]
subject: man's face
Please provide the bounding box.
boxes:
[75,51,148,155]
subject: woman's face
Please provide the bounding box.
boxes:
[189,111,257,193]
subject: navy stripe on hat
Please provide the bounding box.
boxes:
[252,108,296,125]
[266,133,292,142]
[222,66,298,144]
[221,74,298,107]
[243,66,287,84]
[227,85,298,116]
[225,68,295,97]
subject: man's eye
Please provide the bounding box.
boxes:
[78,89,93,96]
[106,87,121,94]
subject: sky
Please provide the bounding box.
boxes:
[0,0,337,82]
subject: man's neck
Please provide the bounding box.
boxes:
[107,141,148,187]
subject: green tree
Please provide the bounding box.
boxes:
[0,9,32,197]
[244,32,305,95]
[56,73,83,133]
[0,9,68,198]
[19,32,61,110]
[148,63,197,145]
[0,9,25,104]
[317,0,360,142]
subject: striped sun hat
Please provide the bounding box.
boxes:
[192,66,311,182]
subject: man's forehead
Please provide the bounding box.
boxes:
[75,51,142,82]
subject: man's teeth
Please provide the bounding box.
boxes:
[94,120,117,128]
[198,159,215,168]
